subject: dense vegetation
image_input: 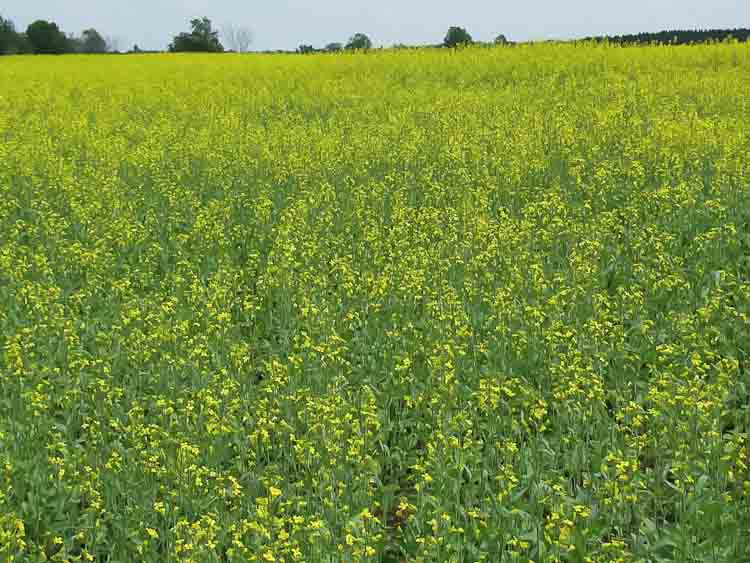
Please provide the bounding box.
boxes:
[168,18,225,53]
[0,15,109,54]
[1,43,749,562]
[2,9,750,55]
[584,28,750,46]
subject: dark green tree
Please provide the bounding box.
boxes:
[296,44,315,54]
[494,33,508,45]
[443,26,473,48]
[66,33,83,53]
[345,33,372,50]
[169,17,224,52]
[325,42,343,52]
[0,14,20,54]
[15,33,31,54]
[585,27,750,46]
[81,28,107,53]
[26,20,68,54]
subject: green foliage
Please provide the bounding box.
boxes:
[25,19,68,54]
[81,28,107,53]
[0,14,19,54]
[325,42,343,52]
[444,25,473,47]
[169,17,224,53]
[346,32,373,50]
[585,27,750,45]
[495,33,508,45]
[65,34,83,54]
[1,43,750,562]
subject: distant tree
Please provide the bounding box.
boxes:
[0,14,20,54]
[494,33,508,45]
[169,17,224,52]
[66,33,84,53]
[325,42,343,52]
[297,44,315,54]
[584,27,750,46]
[586,28,750,45]
[80,28,107,53]
[26,20,69,54]
[222,22,253,53]
[346,33,372,50]
[444,26,473,48]
[131,44,142,53]
[15,33,32,53]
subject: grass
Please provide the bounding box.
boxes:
[0,42,749,562]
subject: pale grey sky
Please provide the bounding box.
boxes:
[2,0,749,51]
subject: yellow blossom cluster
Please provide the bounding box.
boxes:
[1,41,750,561]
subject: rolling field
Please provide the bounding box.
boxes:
[1,43,749,562]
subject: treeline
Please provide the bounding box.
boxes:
[584,28,750,46]
[0,15,505,55]
[0,15,117,54]
[0,14,246,55]
[294,28,507,54]
[3,11,750,56]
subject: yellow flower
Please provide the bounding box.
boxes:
[269,486,282,499]
[359,508,372,519]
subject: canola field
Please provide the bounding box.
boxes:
[1,43,749,563]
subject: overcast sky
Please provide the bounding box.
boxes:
[2,0,749,51]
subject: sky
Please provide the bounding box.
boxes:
[2,0,749,52]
